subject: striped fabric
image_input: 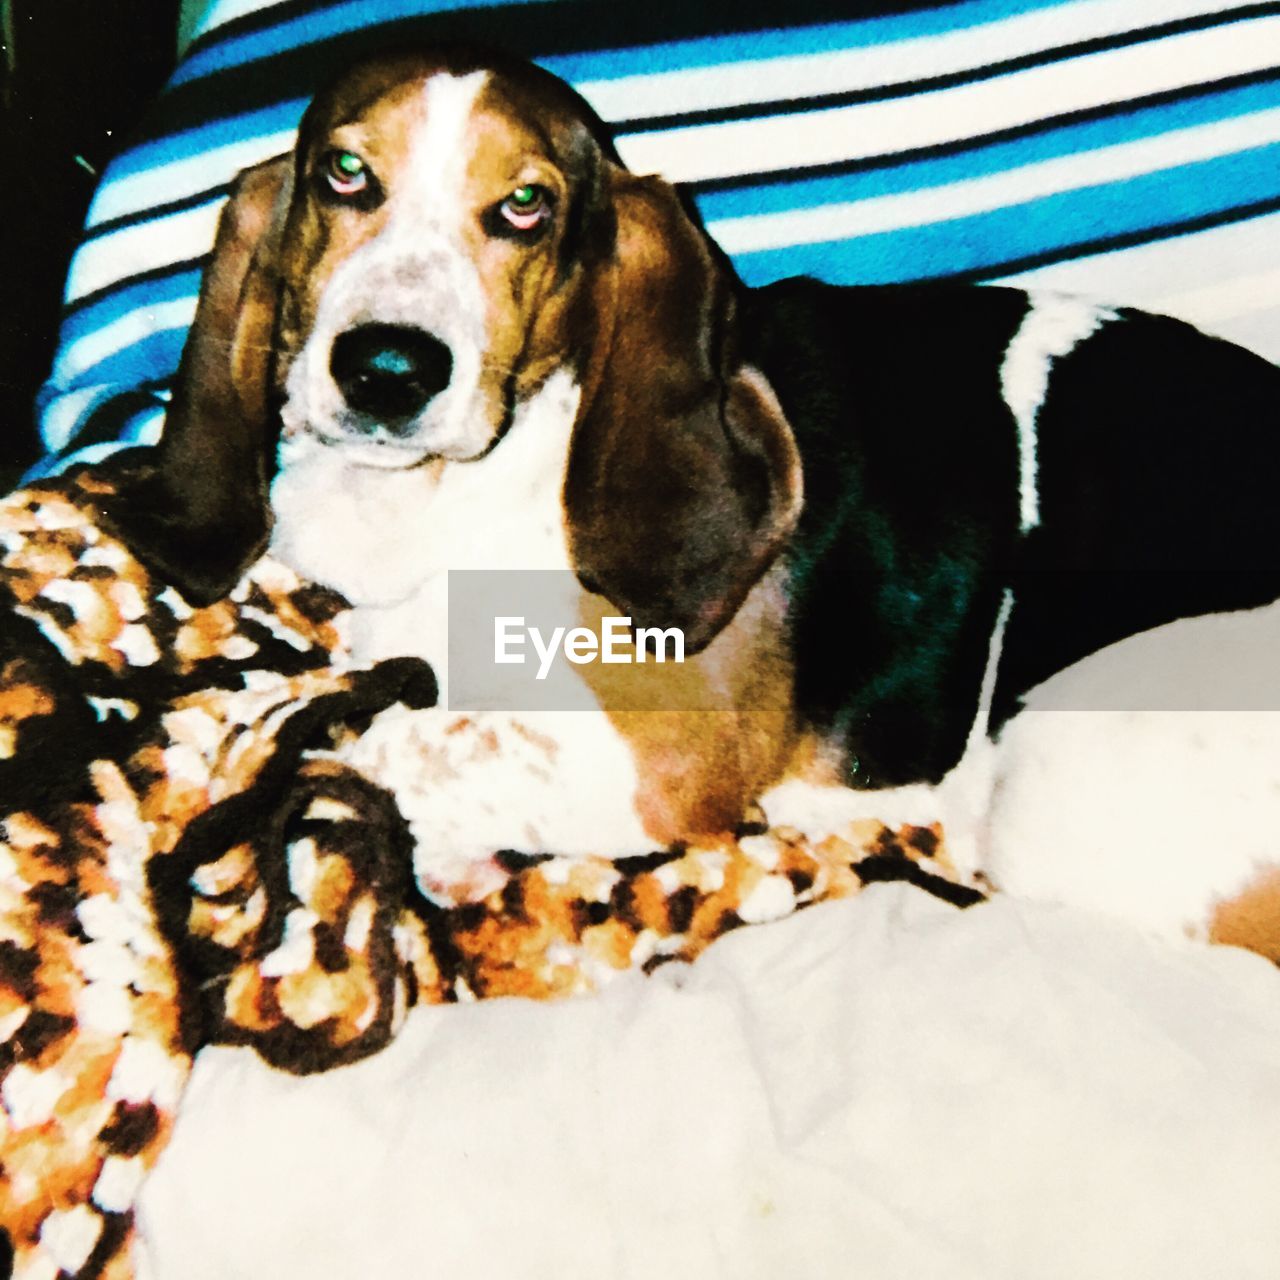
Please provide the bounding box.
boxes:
[34,0,1280,474]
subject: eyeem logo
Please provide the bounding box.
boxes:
[449,571,704,711]
[495,616,685,681]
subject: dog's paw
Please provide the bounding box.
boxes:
[331,705,657,903]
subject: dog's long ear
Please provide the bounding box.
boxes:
[98,154,293,604]
[564,173,803,654]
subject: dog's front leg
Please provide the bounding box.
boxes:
[330,706,659,905]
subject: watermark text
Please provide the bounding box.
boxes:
[495,615,685,680]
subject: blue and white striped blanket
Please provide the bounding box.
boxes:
[34,0,1280,475]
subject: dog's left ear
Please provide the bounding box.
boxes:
[564,173,803,653]
[98,154,294,604]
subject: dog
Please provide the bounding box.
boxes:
[95,46,1280,947]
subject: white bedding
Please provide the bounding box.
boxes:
[140,883,1280,1279]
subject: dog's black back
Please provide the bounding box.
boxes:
[744,280,1280,788]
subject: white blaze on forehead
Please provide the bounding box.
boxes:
[396,70,490,234]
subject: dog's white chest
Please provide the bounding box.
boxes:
[269,371,581,660]
[267,372,655,899]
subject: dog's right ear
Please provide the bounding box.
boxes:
[98,154,294,604]
[564,173,803,655]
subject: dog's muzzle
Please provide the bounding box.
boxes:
[330,322,454,432]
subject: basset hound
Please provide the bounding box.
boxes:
[97,46,1280,951]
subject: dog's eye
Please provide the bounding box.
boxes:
[499,184,551,231]
[324,150,371,197]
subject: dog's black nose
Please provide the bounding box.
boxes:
[330,323,453,427]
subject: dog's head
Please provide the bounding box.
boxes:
[101,47,801,651]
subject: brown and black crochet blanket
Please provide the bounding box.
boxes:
[0,467,979,1279]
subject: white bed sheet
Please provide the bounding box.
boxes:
[139,883,1280,1279]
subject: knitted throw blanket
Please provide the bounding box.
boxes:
[0,469,979,1279]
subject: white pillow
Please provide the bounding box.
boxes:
[139,883,1280,1280]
